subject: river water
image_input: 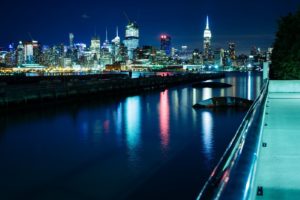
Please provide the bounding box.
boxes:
[0,71,262,200]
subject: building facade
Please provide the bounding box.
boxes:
[160,34,171,56]
[124,22,139,60]
[203,16,212,62]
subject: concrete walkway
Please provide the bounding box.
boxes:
[253,81,300,200]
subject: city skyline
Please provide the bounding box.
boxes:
[0,0,298,54]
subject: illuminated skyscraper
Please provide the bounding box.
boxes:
[91,36,101,53]
[203,16,212,61]
[124,22,139,60]
[160,34,171,56]
[112,27,120,45]
[103,28,112,53]
[69,33,74,48]
[16,41,24,66]
[24,41,39,64]
[91,36,101,60]
[214,48,224,67]
[112,27,121,61]
[228,42,236,60]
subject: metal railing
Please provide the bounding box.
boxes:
[196,79,269,200]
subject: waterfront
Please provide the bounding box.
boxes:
[0,72,262,200]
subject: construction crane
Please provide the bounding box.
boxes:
[123,12,131,24]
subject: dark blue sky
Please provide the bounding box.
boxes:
[0,0,299,54]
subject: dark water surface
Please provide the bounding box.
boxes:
[0,72,262,200]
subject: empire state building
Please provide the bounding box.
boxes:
[203,16,212,61]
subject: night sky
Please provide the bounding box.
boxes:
[0,0,299,54]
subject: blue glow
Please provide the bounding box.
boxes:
[125,96,142,166]
[202,111,214,161]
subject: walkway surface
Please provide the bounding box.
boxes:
[254,81,300,200]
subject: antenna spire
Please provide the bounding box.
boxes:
[105,28,108,42]
[206,15,209,29]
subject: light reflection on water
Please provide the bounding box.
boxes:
[116,103,123,145]
[202,88,213,100]
[159,90,170,150]
[172,89,180,122]
[125,96,142,166]
[247,71,253,100]
[0,72,262,200]
[202,111,214,161]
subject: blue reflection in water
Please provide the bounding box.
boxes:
[232,76,237,97]
[181,88,189,119]
[201,111,214,161]
[193,88,198,105]
[172,90,179,121]
[80,122,89,143]
[125,96,142,166]
[93,119,102,142]
[202,88,213,100]
[159,90,170,151]
[116,103,123,138]
[247,72,253,100]
[0,72,263,200]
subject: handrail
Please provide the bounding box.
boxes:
[196,79,269,200]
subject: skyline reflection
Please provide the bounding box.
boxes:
[247,72,253,100]
[125,96,142,166]
[201,111,214,161]
[159,90,170,150]
[0,72,262,200]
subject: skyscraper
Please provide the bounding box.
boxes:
[16,41,24,66]
[160,34,171,56]
[91,36,101,60]
[69,33,74,48]
[111,27,120,45]
[124,22,139,60]
[112,27,121,62]
[24,40,39,64]
[228,42,236,60]
[91,36,101,53]
[203,16,212,61]
[102,28,112,53]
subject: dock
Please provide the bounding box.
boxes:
[253,81,300,199]
[0,73,224,110]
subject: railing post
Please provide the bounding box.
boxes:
[263,62,270,80]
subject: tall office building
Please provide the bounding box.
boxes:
[228,42,236,60]
[214,48,224,67]
[16,41,24,66]
[102,29,112,53]
[8,43,14,53]
[160,34,171,56]
[69,33,74,48]
[112,27,121,61]
[90,36,101,55]
[112,27,120,45]
[203,16,212,61]
[124,22,139,60]
[24,40,39,64]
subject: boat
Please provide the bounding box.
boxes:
[193,97,253,109]
[192,82,232,88]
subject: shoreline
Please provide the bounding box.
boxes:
[0,72,225,111]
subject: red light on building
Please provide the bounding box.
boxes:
[161,34,167,39]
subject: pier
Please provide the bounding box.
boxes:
[0,73,224,110]
[252,81,300,199]
[197,79,300,200]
